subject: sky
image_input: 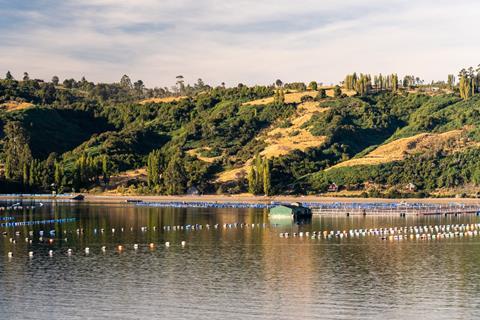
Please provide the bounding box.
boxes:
[1,0,480,88]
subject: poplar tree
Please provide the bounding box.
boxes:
[28,160,36,187]
[54,161,63,188]
[23,162,29,186]
[248,166,256,194]
[147,149,161,188]
[391,74,399,92]
[263,158,271,196]
[254,154,263,194]
[101,155,110,186]
[274,89,285,104]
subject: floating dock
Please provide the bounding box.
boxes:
[135,201,480,216]
[310,203,480,216]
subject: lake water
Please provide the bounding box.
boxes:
[1,202,480,319]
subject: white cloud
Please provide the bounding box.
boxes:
[0,0,479,87]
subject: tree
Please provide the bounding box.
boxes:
[333,85,342,98]
[28,159,37,187]
[3,122,32,181]
[23,162,29,186]
[248,166,256,194]
[120,75,132,89]
[246,154,269,195]
[353,74,371,95]
[101,155,111,186]
[5,71,13,80]
[308,81,318,91]
[51,75,59,85]
[176,75,185,95]
[164,153,187,195]
[133,80,144,94]
[39,83,56,104]
[147,149,161,188]
[54,161,63,188]
[274,89,285,104]
[391,73,399,92]
[254,154,263,194]
[194,78,206,91]
[316,88,327,100]
[263,158,271,196]
[23,72,30,81]
[459,68,474,100]
[275,79,283,88]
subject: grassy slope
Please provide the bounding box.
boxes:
[306,95,480,193]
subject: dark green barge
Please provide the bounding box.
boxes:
[269,203,312,218]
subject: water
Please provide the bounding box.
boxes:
[1,202,480,319]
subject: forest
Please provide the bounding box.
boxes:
[1,68,480,197]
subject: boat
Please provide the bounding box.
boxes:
[71,194,85,201]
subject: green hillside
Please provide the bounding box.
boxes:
[1,71,480,197]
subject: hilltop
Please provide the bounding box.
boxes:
[1,70,480,198]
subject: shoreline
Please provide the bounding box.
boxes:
[2,194,480,205]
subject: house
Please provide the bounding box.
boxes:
[269,203,312,218]
[327,183,339,192]
[405,182,417,192]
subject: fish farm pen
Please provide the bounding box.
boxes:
[309,203,480,216]
[135,201,480,216]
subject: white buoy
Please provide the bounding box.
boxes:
[133,244,139,250]
[101,246,106,252]
[49,250,53,257]
[181,241,186,247]
[85,247,90,254]
[7,252,12,258]
[28,251,33,257]
[67,249,72,255]
[165,242,170,247]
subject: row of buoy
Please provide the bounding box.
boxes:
[5,241,188,258]
[278,223,480,240]
[1,222,272,239]
[0,218,76,228]
[0,205,37,211]
[163,222,269,231]
[136,201,271,209]
[381,231,478,241]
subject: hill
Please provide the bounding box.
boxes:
[1,73,480,198]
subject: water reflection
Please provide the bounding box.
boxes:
[0,203,479,319]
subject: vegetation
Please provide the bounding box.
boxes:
[2,66,480,197]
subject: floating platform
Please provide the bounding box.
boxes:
[269,203,312,218]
